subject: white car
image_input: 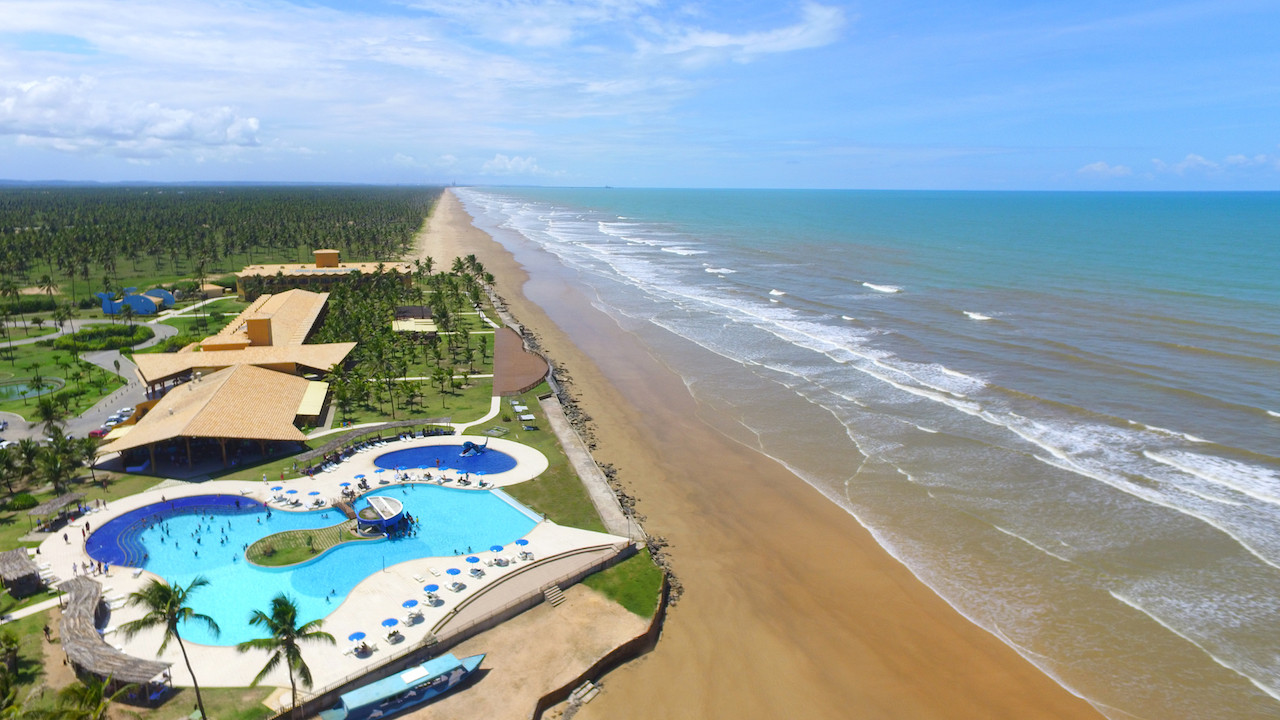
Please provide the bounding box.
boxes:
[117,407,134,415]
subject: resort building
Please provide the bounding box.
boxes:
[100,363,323,470]
[108,288,348,472]
[235,249,413,300]
[131,288,355,392]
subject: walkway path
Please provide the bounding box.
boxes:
[0,320,176,441]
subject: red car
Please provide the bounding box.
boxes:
[88,428,109,438]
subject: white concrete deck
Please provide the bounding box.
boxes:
[305,434,548,492]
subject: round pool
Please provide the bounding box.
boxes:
[85,488,537,646]
[374,442,518,475]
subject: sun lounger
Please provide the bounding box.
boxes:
[469,567,484,578]
[132,568,144,578]
[428,567,442,577]
[449,581,465,593]
[413,573,426,583]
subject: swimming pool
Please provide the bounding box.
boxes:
[373,442,518,475]
[86,486,538,646]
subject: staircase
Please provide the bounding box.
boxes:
[543,584,566,607]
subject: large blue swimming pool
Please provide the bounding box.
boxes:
[373,442,518,475]
[86,487,538,646]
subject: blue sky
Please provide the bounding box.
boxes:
[1,0,1277,189]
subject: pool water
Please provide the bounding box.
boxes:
[87,486,538,646]
[373,443,518,475]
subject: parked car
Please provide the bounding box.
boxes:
[88,428,109,438]
[117,407,134,416]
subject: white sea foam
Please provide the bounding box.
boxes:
[1109,591,1280,704]
[704,267,735,274]
[993,525,1074,564]
[1145,450,1280,509]
[769,289,787,296]
[1268,410,1280,418]
[862,282,901,294]
[841,315,855,321]
[662,247,706,256]
[914,424,938,434]
[769,298,779,303]
[964,311,993,321]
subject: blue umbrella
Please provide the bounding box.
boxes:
[354,474,365,479]
[465,556,479,563]
[348,631,366,641]
[271,486,283,491]
[418,465,430,470]
[375,468,386,474]
[423,584,439,592]
[286,489,298,494]
[381,618,398,628]
[308,491,320,495]
[402,599,418,608]
[340,482,351,487]
[489,545,503,552]
[446,568,461,576]
[515,539,529,546]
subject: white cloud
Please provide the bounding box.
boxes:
[1151,153,1218,175]
[1224,153,1270,167]
[1077,160,1132,177]
[481,153,544,175]
[0,75,259,158]
[652,3,846,64]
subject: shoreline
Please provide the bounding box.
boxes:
[415,189,1103,719]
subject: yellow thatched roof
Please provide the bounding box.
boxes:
[133,342,355,385]
[202,289,330,350]
[101,365,312,454]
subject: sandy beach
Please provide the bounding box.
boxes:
[415,190,1102,719]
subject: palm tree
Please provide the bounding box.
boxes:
[119,577,220,720]
[236,594,334,720]
[15,439,41,488]
[0,449,17,496]
[44,674,136,720]
[0,280,22,330]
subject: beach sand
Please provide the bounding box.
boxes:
[414,190,1102,719]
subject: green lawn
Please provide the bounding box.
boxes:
[492,386,607,534]
[0,325,57,342]
[0,337,126,420]
[247,519,373,566]
[582,548,665,618]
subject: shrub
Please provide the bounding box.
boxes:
[3,297,56,314]
[54,324,154,351]
[6,494,37,511]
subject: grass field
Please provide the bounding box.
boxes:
[247,519,373,566]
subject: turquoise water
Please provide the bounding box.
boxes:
[96,487,537,646]
[458,188,1280,719]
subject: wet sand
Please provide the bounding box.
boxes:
[414,190,1102,719]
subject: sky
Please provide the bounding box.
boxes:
[1,0,1278,189]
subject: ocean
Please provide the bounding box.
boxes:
[455,187,1280,719]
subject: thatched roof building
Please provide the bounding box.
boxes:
[59,576,171,686]
[0,549,42,598]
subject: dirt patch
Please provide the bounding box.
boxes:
[398,585,647,720]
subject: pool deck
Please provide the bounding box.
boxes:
[34,435,630,694]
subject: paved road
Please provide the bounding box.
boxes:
[0,320,177,441]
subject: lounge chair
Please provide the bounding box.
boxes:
[428,567,442,577]
[469,567,484,578]
[448,581,465,593]
[413,573,426,583]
